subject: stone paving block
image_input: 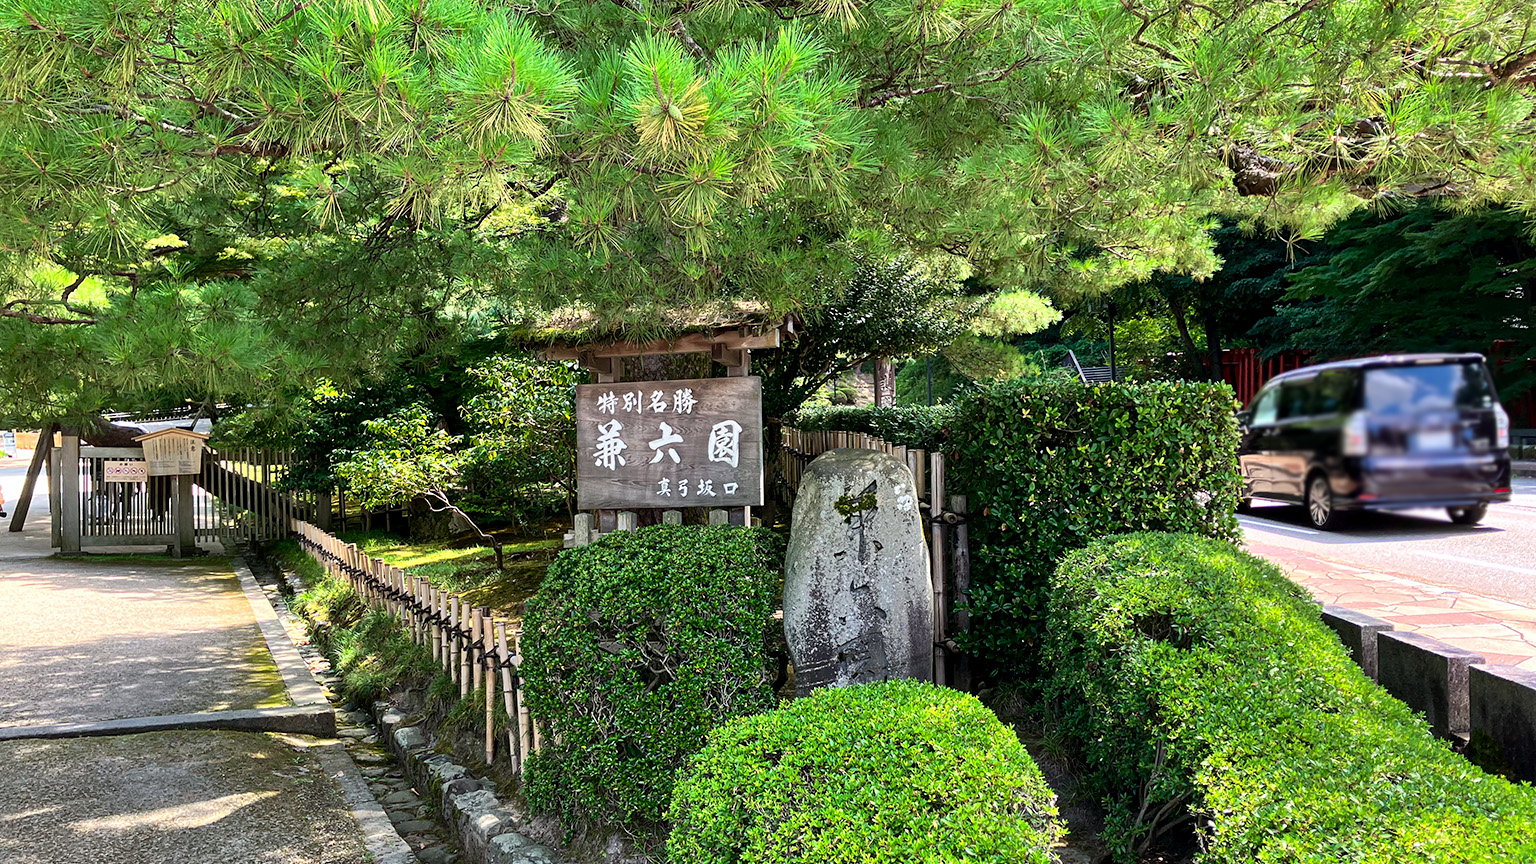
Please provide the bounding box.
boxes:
[1320,605,1394,681]
[1378,630,1484,739]
[1469,663,1536,783]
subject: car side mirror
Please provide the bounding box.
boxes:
[1236,410,1252,430]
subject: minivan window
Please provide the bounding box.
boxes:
[1364,363,1495,415]
[1313,369,1356,416]
[1278,376,1316,421]
[1251,387,1279,426]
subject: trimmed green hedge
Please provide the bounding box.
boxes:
[1046,532,1536,862]
[787,404,954,450]
[520,525,783,828]
[667,680,1062,864]
[950,378,1241,670]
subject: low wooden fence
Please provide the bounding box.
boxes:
[292,520,541,774]
[777,428,970,690]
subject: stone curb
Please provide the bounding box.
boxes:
[372,704,558,864]
[0,704,335,741]
[234,557,333,709]
[243,555,418,864]
[305,736,418,864]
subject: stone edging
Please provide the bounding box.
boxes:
[371,703,559,864]
[242,555,419,864]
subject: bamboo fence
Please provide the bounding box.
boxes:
[293,520,540,774]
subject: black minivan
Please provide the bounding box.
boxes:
[1237,353,1511,529]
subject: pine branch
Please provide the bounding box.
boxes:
[859,56,1037,108]
[0,300,94,325]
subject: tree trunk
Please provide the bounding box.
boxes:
[1167,299,1204,380]
[1203,311,1225,384]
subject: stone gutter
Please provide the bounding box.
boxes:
[370,702,559,864]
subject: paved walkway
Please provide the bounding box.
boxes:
[0,474,372,863]
[0,731,369,864]
[1247,539,1536,672]
[0,508,285,727]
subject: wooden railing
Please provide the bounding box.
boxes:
[777,428,969,690]
[292,520,540,774]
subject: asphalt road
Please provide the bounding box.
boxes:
[1240,478,1536,607]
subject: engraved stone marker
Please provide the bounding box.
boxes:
[783,449,932,695]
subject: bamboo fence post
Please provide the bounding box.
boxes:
[950,493,972,693]
[479,607,494,765]
[516,628,540,755]
[471,607,484,693]
[457,597,470,696]
[929,452,947,688]
[431,587,444,669]
[495,622,521,774]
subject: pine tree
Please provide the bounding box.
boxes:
[1,0,1533,419]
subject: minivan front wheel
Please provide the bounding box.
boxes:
[1306,473,1346,531]
[1447,503,1489,526]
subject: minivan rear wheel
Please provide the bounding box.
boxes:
[1447,503,1488,526]
[1306,473,1346,531]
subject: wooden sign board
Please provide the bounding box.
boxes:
[575,376,764,510]
[134,429,207,476]
[103,460,149,483]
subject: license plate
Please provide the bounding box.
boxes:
[1413,429,1455,452]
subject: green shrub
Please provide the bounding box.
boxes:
[667,680,1062,864]
[1046,532,1536,862]
[520,525,784,828]
[949,377,1240,671]
[787,403,955,449]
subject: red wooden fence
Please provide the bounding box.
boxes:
[1219,349,1315,406]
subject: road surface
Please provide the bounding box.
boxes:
[1240,479,1536,608]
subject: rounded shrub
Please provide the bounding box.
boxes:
[667,680,1062,864]
[520,524,783,828]
[1046,532,1536,862]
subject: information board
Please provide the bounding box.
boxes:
[575,376,763,510]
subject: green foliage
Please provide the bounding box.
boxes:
[666,680,1063,864]
[787,404,955,449]
[276,538,441,707]
[520,525,784,829]
[459,354,580,523]
[894,355,970,405]
[949,378,1241,673]
[1046,533,1536,862]
[755,258,980,418]
[1259,203,1536,397]
[334,404,465,511]
[7,1,1536,420]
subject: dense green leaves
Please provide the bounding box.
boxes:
[787,403,955,449]
[4,0,1536,418]
[667,680,1062,864]
[1047,533,1536,862]
[948,377,1241,672]
[520,525,783,828]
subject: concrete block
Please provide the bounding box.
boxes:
[1320,606,1394,680]
[1377,630,1484,739]
[1469,664,1536,782]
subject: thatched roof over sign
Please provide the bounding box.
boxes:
[525,300,790,348]
[524,302,798,380]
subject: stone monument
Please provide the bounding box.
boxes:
[783,449,933,695]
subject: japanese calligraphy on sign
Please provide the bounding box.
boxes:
[575,376,764,510]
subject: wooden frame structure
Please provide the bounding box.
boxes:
[543,318,796,534]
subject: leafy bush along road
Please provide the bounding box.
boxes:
[950,378,1242,671]
[1047,533,1536,863]
[520,525,785,829]
[668,680,1063,864]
